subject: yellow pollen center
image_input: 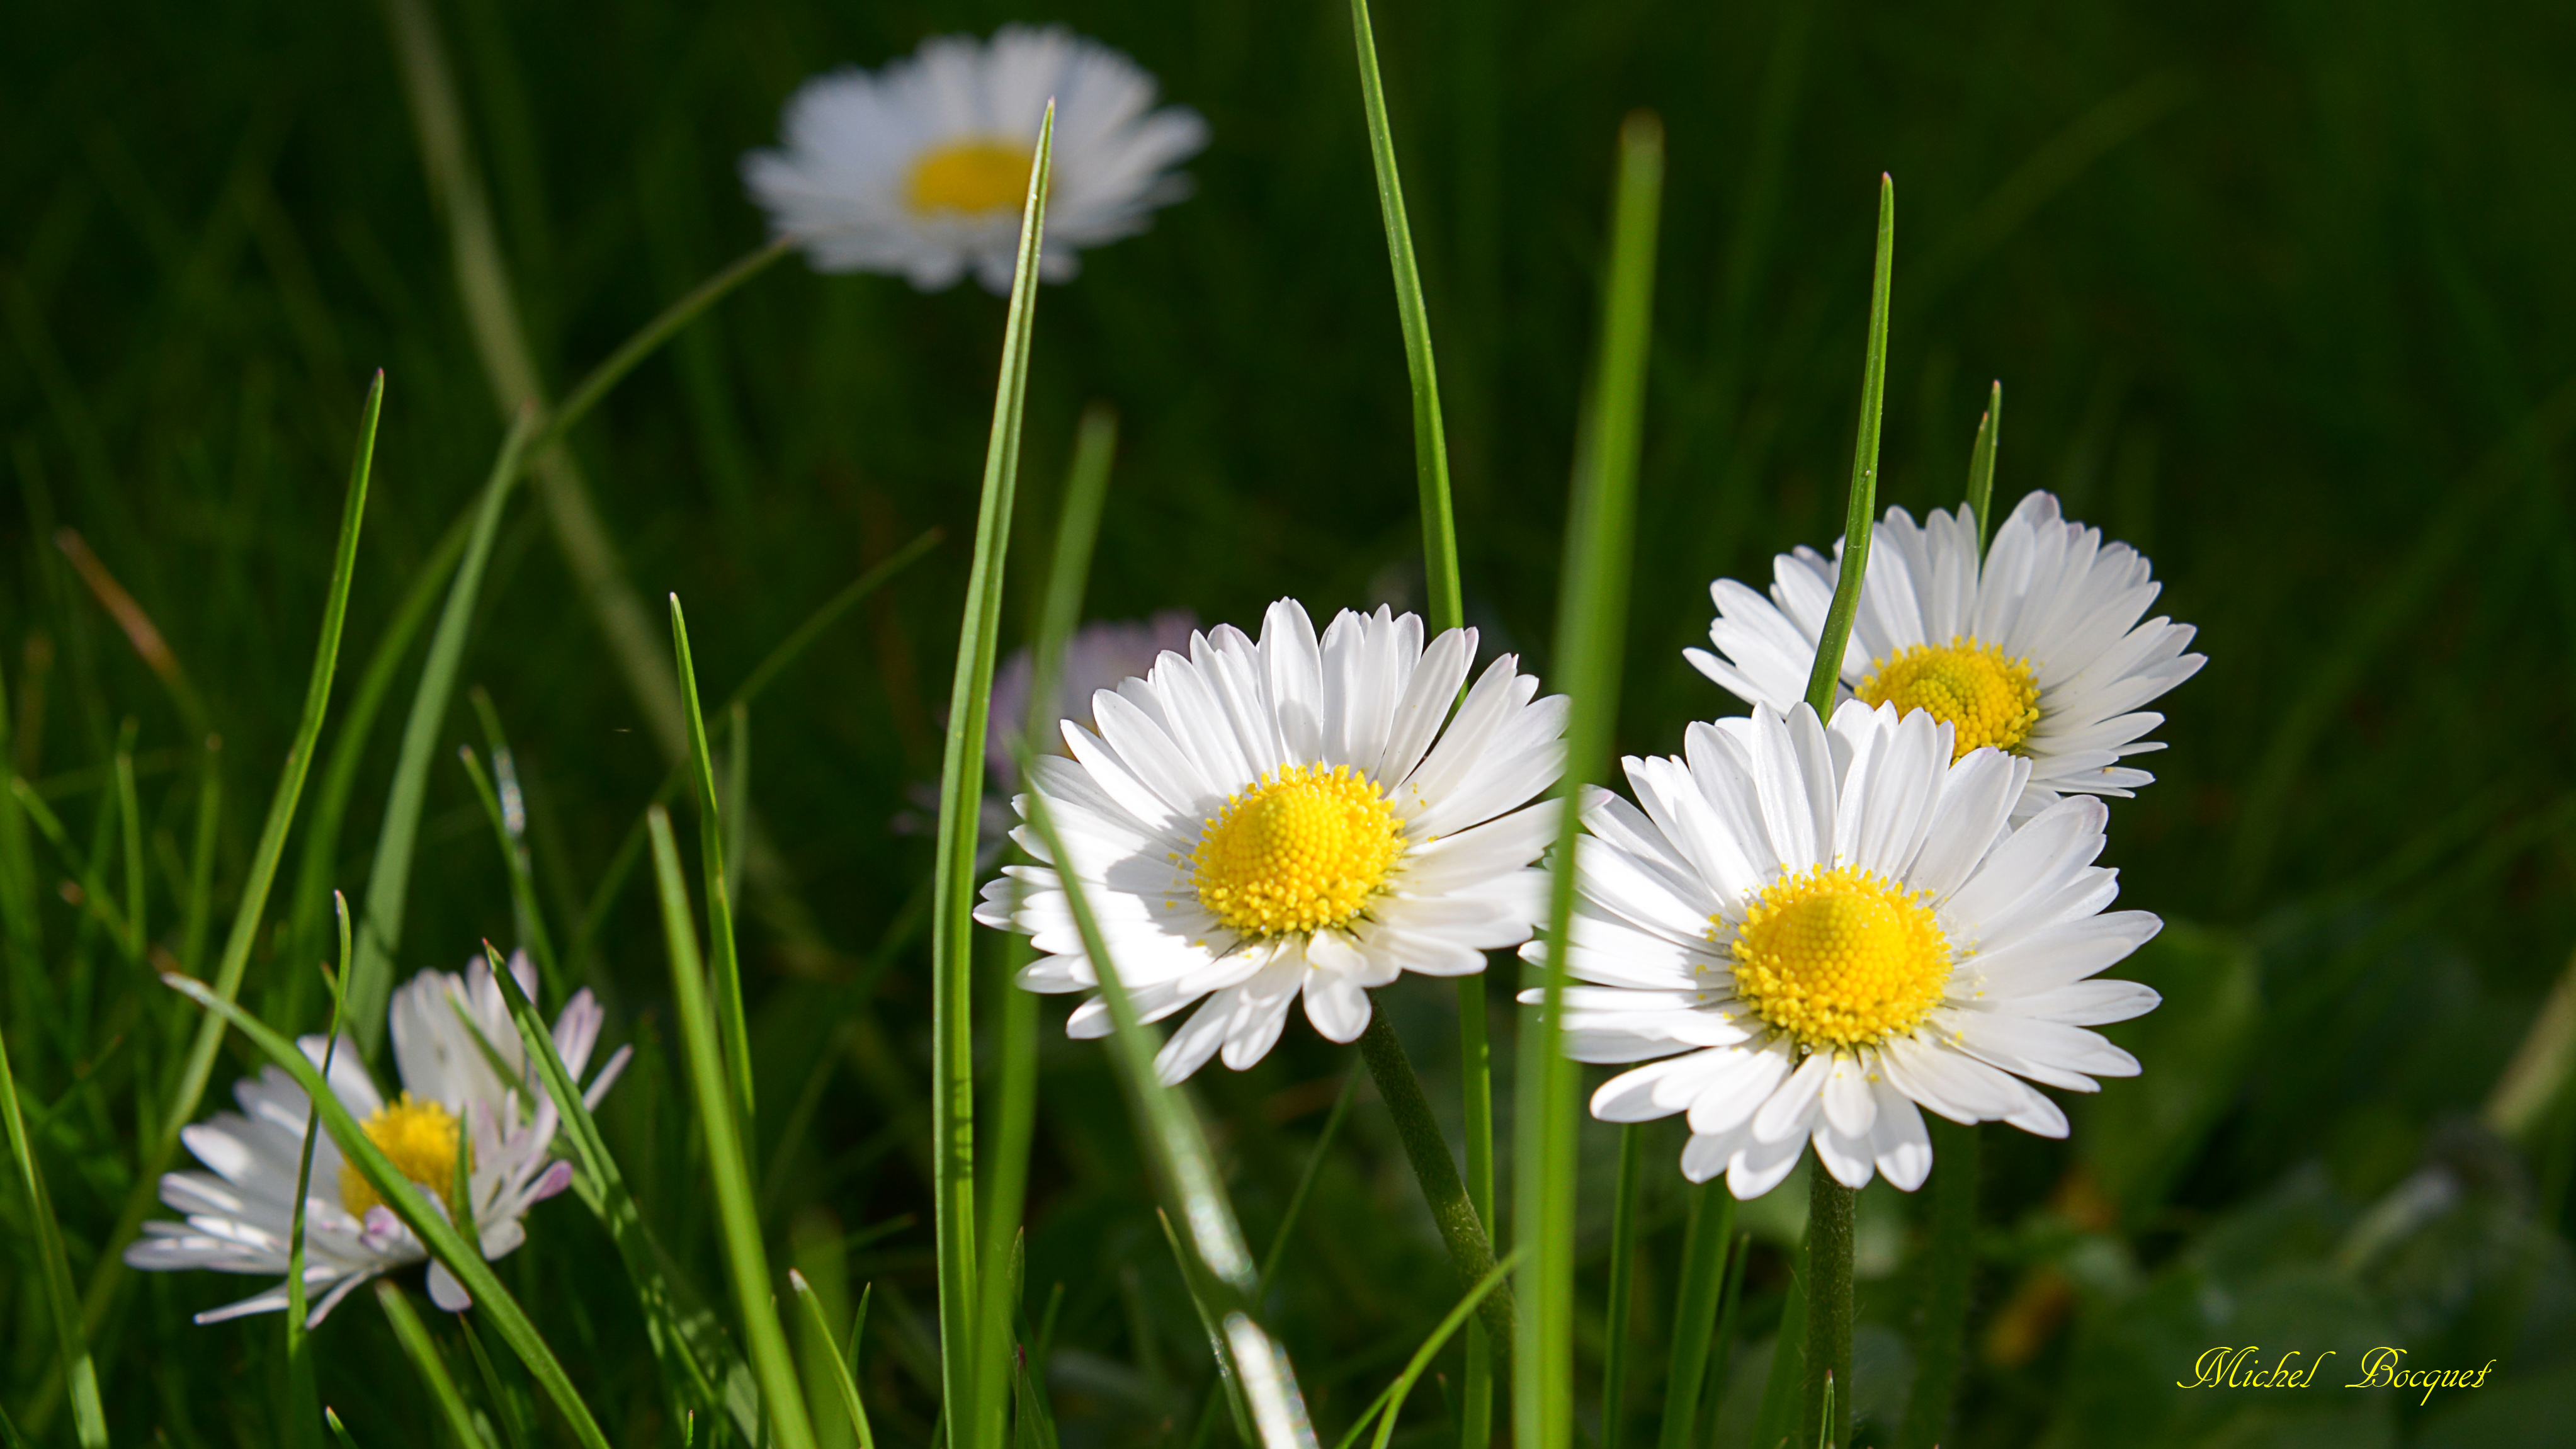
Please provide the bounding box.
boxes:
[339,1093,459,1218]
[1857,637,2041,761]
[1191,764,1405,937]
[1729,865,1950,1050]
[905,139,1032,215]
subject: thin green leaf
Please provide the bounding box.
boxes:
[0,1396,31,1449]
[1654,1185,1738,1449]
[1330,1250,1522,1449]
[669,594,754,1120]
[1602,1125,1647,1449]
[1894,1122,1978,1449]
[6,778,137,958]
[114,720,142,962]
[536,237,795,458]
[1965,380,2002,556]
[178,745,220,976]
[1519,113,1662,1449]
[1158,1208,1256,1448]
[647,807,819,1449]
[1800,175,1895,719]
[0,971,106,1447]
[929,101,1057,1439]
[1750,1250,1807,1449]
[1257,1065,1360,1291]
[287,895,356,1449]
[324,1407,363,1449]
[374,1280,490,1449]
[790,1270,878,1449]
[456,1311,534,1449]
[461,691,564,997]
[1706,1232,1752,1431]
[159,969,614,1449]
[345,403,540,1050]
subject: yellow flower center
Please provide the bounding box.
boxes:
[1729,865,1951,1050]
[905,139,1031,216]
[1857,637,2041,761]
[1191,764,1405,937]
[339,1093,459,1218]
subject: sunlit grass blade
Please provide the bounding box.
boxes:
[324,1407,363,1449]
[1257,1065,1359,1290]
[344,404,540,1050]
[1601,1125,1646,1449]
[1893,1120,1978,1449]
[1653,1185,1737,1449]
[0,965,106,1448]
[1014,781,1319,1448]
[791,1270,879,1449]
[1159,1208,1256,1446]
[1800,174,1894,1449]
[973,401,1116,1449]
[373,1281,488,1449]
[69,369,380,1387]
[647,807,819,1449]
[158,970,614,1449]
[1965,380,2001,555]
[670,594,754,1120]
[482,943,746,1436]
[931,100,1057,1443]
[1329,1250,1521,1449]
[1518,112,1662,1449]
[286,895,356,1449]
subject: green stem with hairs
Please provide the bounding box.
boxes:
[1355,1014,1514,1364]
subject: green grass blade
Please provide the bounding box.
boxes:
[669,595,754,1120]
[286,895,356,1449]
[0,1397,31,1449]
[1965,380,2001,556]
[1257,1065,1359,1290]
[647,807,819,1449]
[345,404,540,1051]
[973,401,1116,1449]
[324,1407,363,1449]
[7,779,138,959]
[1518,113,1662,1449]
[455,1312,534,1449]
[0,973,106,1448]
[179,746,220,976]
[463,691,564,999]
[373,1281,489,1449]
[1653,1185,1737,1449]
[1749,1250,1807,1449]
[158,969,615,1449]
[1346,0,1461,634]
[932,101,1057,1442]
[1366,1252,1521,1449]
[1157,1208,1256,1447]
[114,721,142,962]
[1800,175,1895,719]
[1706,1233,1752,1429]
[1601,1124,1646,1449]
[791,1270,879,1449]
[77,368,380,1354]
[482,944,744,1435]
[1893,1121,1978,1449]
[536,237,795,457]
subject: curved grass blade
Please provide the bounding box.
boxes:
[1329,1250,1521,1449]
[158,970,615,1449]
[648,808,819,1449]
[931,100,1057,1441]
[1800,175,1895,718]
[536,237,796,458]
[286,895,356,1449]
[669,596,753,1120]
[1159,1208,1256,1447]
[0,971,106,1447]
[1654,1186,1737,1449]
[1518,113,1662,1449]
[1965,380,2001,555]
[373,1280,487,1449]
[790,1270,879,1449]
[344,404,540,1050]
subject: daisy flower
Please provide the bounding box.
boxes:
[125,953,627,1325]
[1686,491,2203,819]
[975,599,1567,1082]
[742,25,1209,292]
[1524,700,2160,1198]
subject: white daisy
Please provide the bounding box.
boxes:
[742,25,1209,293]
[1523,700,2161,1199]
[125,953,628,1325]
[975,599,1566,1082]
[1686,491,2203,819]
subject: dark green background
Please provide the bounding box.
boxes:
[4,1,2573,1445]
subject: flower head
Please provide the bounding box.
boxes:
[977,600,1566,1081]
[1525,700,2161,1198]
[742,25,1209,292]
[1687,491,2203,819]
[125,953,627,1325]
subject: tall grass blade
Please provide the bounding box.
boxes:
[285,896,356,1449]
[1257,1065,1360,1290]
[792,1270,880,1449]
[931,101,1057,1443]
[1893,1121,1978,1449]
[647,807,819,1449]
[1800,175,1896,719]
[463,691,563,998]
[159,970,615,1449]
[344,404,540,1050]
[669,595,754,1120]
[373,1280,489,1449]
[74,370,380,1370]
[537,237,797,457]
[1601,1125,1646,1449]
[1652,1186,1737,1449]
[1518,113,1662,1449]
[1159,1208,1257,1446]
[1346,1253,1520,1449]
[1965,380,2001,555]
[0,974,106,1448]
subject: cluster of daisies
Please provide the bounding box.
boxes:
[980,491,2201,1200]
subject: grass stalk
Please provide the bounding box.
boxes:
[1354,1016,1512,1363]
[1965,380,2001,554]
[344,405,540,1049]
[669,596,755,1120]
[792,1270,880,1449]
[372,1281,487,1449]
[1257,1066,1361,1291]
[1894,1120,1979,1449]
[931,101,1057,1444]
[647,807,819,1449]
[0,969,106,1448]
[285,897,355,1449]
[1653,1186,1737,1449]
[1333,1251,1521,1449]
[1601,1125,1646,1449]
[1517,112,1662,1449]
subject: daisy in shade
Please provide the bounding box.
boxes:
[1687,491,2203,819]
[742,25,1208,293]
[125,953,627,1325]
[976,599,1566,1082]
[1524,699,2160,1199]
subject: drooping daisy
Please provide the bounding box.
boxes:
[742,25,1210,293]
[1524,700,2160,1198]
[1686,491,2203,819]
[975,600,1566,1082]
[126,953,627,1324]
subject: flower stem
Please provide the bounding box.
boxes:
[1801,1166,1855,1449]
[1895,1120,1980,1449]
[1356,1011,1516,1368]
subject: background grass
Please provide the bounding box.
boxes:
[6,1,2576,1445]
